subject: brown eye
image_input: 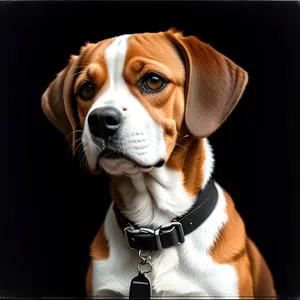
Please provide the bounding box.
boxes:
[78,81,95,101]
[143,73,167,92]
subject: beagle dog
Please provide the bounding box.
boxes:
[41,29,276,298]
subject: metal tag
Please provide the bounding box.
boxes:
[129,272,151,299]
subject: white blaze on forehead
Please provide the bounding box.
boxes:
[104,34,131,92]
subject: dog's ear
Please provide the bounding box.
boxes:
[165,30,248,138]
[41,55,79,150]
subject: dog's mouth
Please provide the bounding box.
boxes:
[96,148,165,170]
[99,148,137,163]
[101,150,126,160]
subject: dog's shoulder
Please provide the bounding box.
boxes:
[210,188,247,263]
[210,188,276,296]
[209,188,253,295]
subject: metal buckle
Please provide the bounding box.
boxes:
[124,226,155,250]
[124,222,185,251]
[154,221,185,251]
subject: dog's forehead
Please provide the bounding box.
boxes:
[81,33,184,74]
[125,33,182,65]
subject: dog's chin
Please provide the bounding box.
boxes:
[98,156,154,178]
[86,148,166,177]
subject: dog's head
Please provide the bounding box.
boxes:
[42,29,248,176]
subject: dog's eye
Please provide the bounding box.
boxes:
[78,81,95,101]
[143,73,167,92]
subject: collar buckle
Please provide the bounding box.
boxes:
[124,221,185,251]
[116,178,217,251]
[124,226,155,250]
[154,222,185,250]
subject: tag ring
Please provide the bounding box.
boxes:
[138,250,152,262]
[137,260,153,274]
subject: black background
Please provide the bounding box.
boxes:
[0,1,299,297]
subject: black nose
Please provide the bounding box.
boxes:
[88,107,123,138]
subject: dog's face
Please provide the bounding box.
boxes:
[77,33,186,175]
[42,29,248,176]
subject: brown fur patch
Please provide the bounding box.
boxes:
[86,224,109,296]
[90,224,109,260]
[210,190,276,296]
[166,134,206,197]
[246,238,276,296]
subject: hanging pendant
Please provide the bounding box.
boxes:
[129,271,151,299]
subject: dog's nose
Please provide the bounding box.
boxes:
[88,107,123,138]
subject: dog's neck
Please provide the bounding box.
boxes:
[109,137,214,228]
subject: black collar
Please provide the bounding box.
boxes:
[113,178,218,251]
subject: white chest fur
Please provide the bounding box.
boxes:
[91,140,240,297]
[92,189,238,297]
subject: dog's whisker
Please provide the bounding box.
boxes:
[68,142,84,168]
[180,138,197,171]
[177,134,189,144]
[169,142,188,151]
[64,123,83,145]
[79,148,88,173]
[171,150,180,156]
[67,138,82,157]
[67,137,83,156]
[72,140,84,158]
[80,157,86,173]
[147,132,189,151]
[64,130,83,142]
[72,143,85,166]
[102,152,113,159]
[75,143,83,158]
[74,121,83,130]
[65,122,84,156]
[146,142,180,156]
[169,155,181,169]
[166,139,189,151]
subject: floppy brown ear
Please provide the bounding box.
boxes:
[41,55,79,150]
[166,31,248,137]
